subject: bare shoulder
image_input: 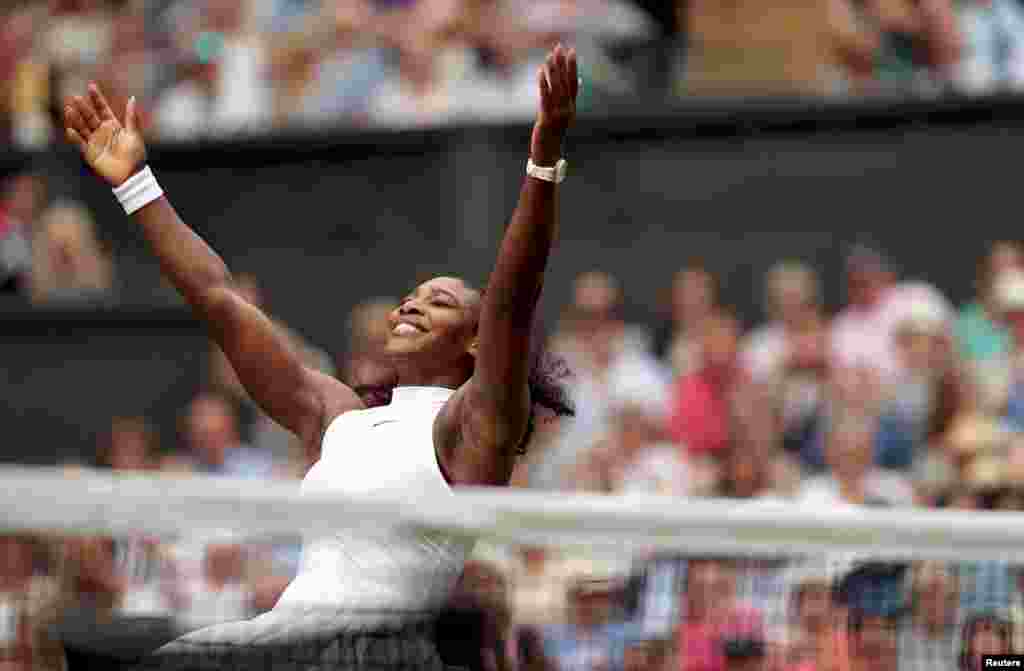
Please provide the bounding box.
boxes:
[303,368,366,440]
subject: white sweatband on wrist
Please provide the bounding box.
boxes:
[113,166,164,215]
[526,158,568,184]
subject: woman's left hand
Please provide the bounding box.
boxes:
[531,44,578,166]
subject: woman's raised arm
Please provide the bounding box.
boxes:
[63,85,362,446]
[453,46,577,484]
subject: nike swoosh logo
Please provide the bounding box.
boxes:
[372,420,398,428]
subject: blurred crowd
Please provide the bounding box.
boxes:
[6,178,1024,671]
[8,0,1024,146]
[9,137,1024,666]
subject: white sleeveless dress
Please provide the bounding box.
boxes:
[161,386,475,648]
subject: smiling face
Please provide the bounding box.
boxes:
[384,276,482,374]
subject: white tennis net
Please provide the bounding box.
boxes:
[0,466,1021,671]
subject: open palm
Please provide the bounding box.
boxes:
[64,84,147,188]
[537,45,578,136]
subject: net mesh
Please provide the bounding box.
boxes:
[1,469,1022,671]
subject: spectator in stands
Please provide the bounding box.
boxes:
[656,263,718,378]
[798,412,914,507]
[46,0,114,108]
[97,416,158,472]
[953,0,1024,95]
[678,557,764,671]
[782,565,843,671]
[447,2,551,124]
[898,561,959,671]
[845,607,900,671]
[6,4,51,149]
[26,200,116,306]
[1,7,42,146]
[623,638,672,671]
[830,244,952,388]
[630,554,684,640]
[60,536,125,616]
[720,445,794,504]
[367,0,470,128]
[180,391,275,478]
[154,0,272,141]
[875,299,954,470]
[542,576,635,671]
[726,384,802,502]
[742,263,829,461]
[911,448,958,507]
[857,0,962,94]
[269,2,389,129]
[958,611,1015,670]
[162,533,252,630]
[542,271,669,490]
[742,262,822,387]
[942,360,1011,481]
[509,547,571,628]
[668,309,743,457]
[0,534,64,671]
[93,419,170,618]
[956,240,1022,365]
[0,172,45,294]
[151,50,222,142]
[605,403,690,498]
[986,271,1024,431]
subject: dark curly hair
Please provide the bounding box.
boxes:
[352,283,575,455]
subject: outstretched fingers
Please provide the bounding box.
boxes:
[64,103,90,141]
[556,45,571,98]
[88,83,118,124]
[125,96,138,134]
[545,48,564,103]
[72,96,101,132]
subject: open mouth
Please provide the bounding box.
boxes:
[393,323,426,336]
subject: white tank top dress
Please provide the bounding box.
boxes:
[151,386,476,658]
[275,385,475,626]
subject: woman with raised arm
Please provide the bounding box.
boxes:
[62,45,577,671]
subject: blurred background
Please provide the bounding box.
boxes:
[5,0,1024,670]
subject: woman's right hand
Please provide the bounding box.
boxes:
[63,83,147,188]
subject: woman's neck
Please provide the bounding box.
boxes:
[391,358,471,390]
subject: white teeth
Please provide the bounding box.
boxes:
[393,323,420,336]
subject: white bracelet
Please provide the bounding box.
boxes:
[113,166,164,215]
[526,158,568,184]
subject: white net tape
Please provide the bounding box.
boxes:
[1,466,1023,561]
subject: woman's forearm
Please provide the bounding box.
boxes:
[132,195,232,307]
[485,153,559,325]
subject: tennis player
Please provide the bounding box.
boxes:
[62,45,578,670]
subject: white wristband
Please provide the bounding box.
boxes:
[526,158,568,184]
[113,166,164,215]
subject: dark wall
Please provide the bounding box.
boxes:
[1,310,207,466]
[5,98,1024,463]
